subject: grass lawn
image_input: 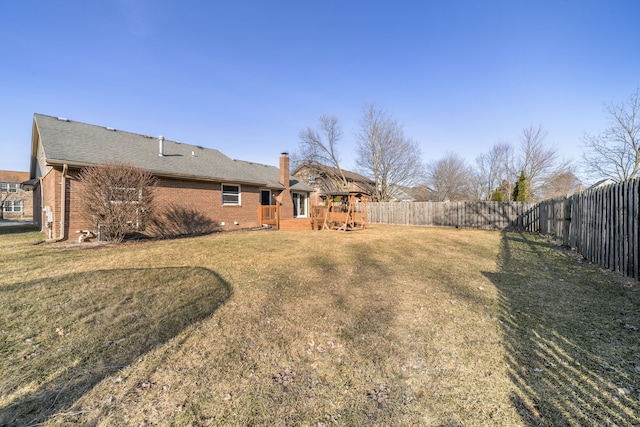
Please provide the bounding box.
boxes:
[0,225,638,426]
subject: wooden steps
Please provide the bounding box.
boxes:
[279,218,312,231]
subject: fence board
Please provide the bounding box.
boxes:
[536,178,640,281]
[367,201,537,231]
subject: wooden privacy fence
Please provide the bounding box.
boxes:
[367,201,538,231]
[538,179,640,280]
[368,181,640,281]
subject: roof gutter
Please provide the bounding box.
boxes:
[44,159,270,187]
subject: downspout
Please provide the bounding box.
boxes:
[54,164,68,242]
[38,176,50,239]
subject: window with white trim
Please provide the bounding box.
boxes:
[222,184,241,205]
[2,200,22,212]
[108,187,142,204]
[1,183,19,193]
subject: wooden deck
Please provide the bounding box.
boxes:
[279,218,313,231]
[259,195,368,231]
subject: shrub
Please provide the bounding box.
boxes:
[512,170,527,202]
[491,189,504,202]
[76,163,156,243]
[147,203,219,238]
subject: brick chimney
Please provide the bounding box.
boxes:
[278,153,294,220]
[279,152,290,189]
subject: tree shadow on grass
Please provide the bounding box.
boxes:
[0,267,232,426]
[0,224,38,236]
[484,232,640,426]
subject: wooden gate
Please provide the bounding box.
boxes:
[259,204,279,229]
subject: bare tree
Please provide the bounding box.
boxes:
[76,163,156,243]
[541,168,582,199]
[474,142,515,201]
[0,191,9,220]
[583,88,640,181]
[297,115,349,189]
[354,103,424,201]
[426,152,474,201]
[516,125,572,201]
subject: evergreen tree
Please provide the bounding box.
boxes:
[512,170,527,201]
[491,189,504,201]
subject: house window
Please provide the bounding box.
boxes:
[292,192,307,217]
[1,183,19,193]
[2,200,22,212]
[108,187,142,203]
[222,184,241,205]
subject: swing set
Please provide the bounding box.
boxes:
[311,193,370,231]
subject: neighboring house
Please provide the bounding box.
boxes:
[292,163,377,206]
[28,113,313,240]
[587,178,617,190]
[0,170,33,220]
[388,184,434,202]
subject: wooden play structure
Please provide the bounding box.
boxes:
[311,193,369,231]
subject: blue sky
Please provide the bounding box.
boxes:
[1,0,638,182]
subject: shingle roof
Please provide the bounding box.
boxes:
[233,159,311,191]
[0,170,29,183]
[34,114,311,191]
[588,178,617,190]
[391,185,434,202]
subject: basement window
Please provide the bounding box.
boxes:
[222,184,241,206]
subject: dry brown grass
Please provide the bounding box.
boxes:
[0,225,638,426]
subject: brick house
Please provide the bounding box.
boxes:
[28,114,313,241]
[292,163,377,206]
[0,170,33,220]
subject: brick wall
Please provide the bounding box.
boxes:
[39,169,61,239]
[291,165,324,207]
[55,171,263,240]
[154,178,261,230]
